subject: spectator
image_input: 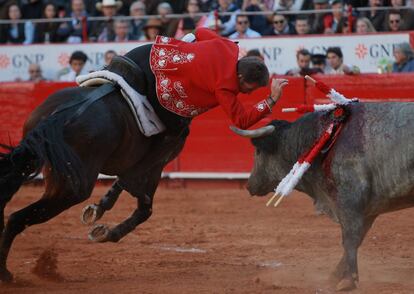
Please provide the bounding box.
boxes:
[264,12,296,36]
[355,16,377,33]
[175,0,209,39]
[112,19,131,41]
[294,15,310,35]
[21,0,44,19]
[388,0,414,30]
[229,14,261,39]
[392,42,414,72]
[27,63,46,82]
[142,0,162,15]
[180,17,196,36]
[243,0,269,34]
[92,0,123,42]
[206,0,240,36]
[139,17,162,41]
[286,49,322,76]
[386,10,403,32]
[325,46,360,75]
[311,53,328,73]
[157,2,178,37]
[33,2,60,43]
[359,0,386,32]
[104,49,117,66]
[273,0,306,11]
[324,0,344,34]
[59,50,88,81]
[0,1,15,19]
[118,0,137,16]
[57,0,89,43]
[198,0,215,11]
[129,1,147,40]
[0,4,34,44]
[335,16,354,34]
[308,0,331,34]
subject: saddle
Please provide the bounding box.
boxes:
[105,55,147,94]
[76,55,165,137]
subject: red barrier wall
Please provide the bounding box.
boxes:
[0,74,413,173]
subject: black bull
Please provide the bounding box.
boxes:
[233,102,414,291]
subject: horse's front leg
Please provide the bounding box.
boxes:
[81,180,123,225]
[89,193,153,243]
[88,130,188,242]
[88,166,162,243]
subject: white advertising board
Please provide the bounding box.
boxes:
[0,32,411,82]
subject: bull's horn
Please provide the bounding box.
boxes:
[229,125,275,138]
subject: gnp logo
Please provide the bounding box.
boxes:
[355,44,368,59]
[58,53,70,67]
[0,54,11,69]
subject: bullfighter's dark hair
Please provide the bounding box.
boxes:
[237,56,269,87]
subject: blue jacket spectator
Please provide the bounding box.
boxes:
[57,0,90,43]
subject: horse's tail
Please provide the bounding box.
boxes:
[0,113,86,197]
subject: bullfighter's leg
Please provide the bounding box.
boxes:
[81,180,123,225]
[0,176,97,282]
[333,214,376,291]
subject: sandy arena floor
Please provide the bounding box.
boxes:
[2,184,414,294]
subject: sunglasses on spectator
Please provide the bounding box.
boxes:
[274,20,285,24]
[237,20,249,24]
[29,70,41,73]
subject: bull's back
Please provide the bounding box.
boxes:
[333,102,414,209]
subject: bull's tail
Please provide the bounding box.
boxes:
[0,114,86,201]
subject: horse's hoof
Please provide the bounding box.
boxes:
[335,277,356,292]
[81,204,103,225]
[0,268,13,283]
[88,224,110,242]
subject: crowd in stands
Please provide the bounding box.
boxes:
[1,0,414,81]
[1,0,414,44]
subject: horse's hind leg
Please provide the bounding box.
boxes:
[81,180,123,225]
[0,176,25,234]
[0,178,96,282]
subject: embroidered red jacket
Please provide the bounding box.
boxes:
[149,28,271,129]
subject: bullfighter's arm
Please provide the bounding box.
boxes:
[215,89,272,129]
[216,78,288,129]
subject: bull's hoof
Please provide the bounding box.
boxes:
[335,277,356,292]
[0,268,13,283]
[88,224,110,242]
[81,204,103,225]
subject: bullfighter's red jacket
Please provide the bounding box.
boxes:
[149,28,272,129]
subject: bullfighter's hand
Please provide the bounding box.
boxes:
[270,78,289,102]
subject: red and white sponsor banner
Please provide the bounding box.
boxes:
[0,32,413,82]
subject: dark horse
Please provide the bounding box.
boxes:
[0,81,188,281]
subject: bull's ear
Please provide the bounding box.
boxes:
[229,125,275,138]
